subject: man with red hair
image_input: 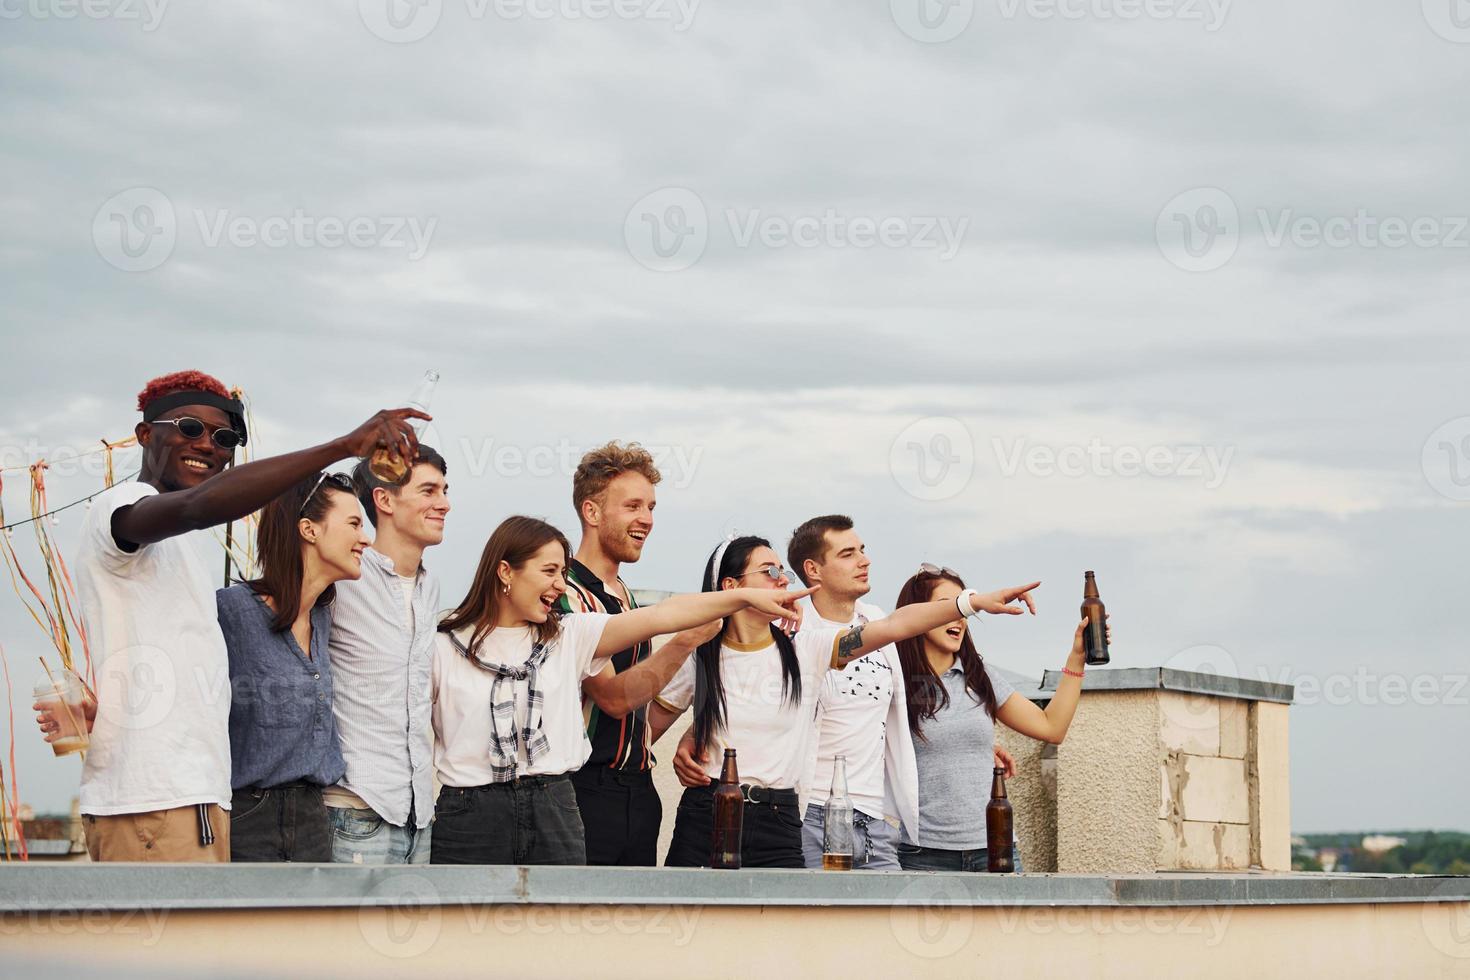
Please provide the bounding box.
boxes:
[37,369,425,862]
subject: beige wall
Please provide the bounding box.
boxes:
[5,901,1467,978]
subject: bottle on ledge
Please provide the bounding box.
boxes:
[986,765,1015,873]
[822,754,854,871]
[368,369,439,485]
[711,748,744,870]
[1081,570,1110,667]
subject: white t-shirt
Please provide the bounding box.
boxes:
[655,628,842,790]
[74,482,233,815]
[431,612,611,785]
[808,601,896,818]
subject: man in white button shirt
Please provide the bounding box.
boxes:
[323,446,450,864]
[788,515,1013,870]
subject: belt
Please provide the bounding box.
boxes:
[238,780,322,794]
[701,780,799,807]
[573,766,655,787]
[446,773,572,793]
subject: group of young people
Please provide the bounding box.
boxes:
[36,370,1102,871]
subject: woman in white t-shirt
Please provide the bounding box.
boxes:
[650,535,1044,869]
[429,516,813,866]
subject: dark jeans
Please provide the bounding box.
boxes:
[430,774,586,866]
[570,766,662,867]
[897,841,1024,873]
[664,784,804,869]
[229,783,333,862]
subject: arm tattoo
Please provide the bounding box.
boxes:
[835,626,865,666]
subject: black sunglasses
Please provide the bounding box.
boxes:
[300,472,356,516]
[916,562,962,579]
[152,416,242,450]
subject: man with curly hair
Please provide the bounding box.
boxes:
[555,441,709,866]
[38,369,425,862]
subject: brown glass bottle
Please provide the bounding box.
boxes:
[1081,570,1110,666]
[986,766,1015,873]
[711,748,744,869]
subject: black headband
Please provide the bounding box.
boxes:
[141,390,249,446]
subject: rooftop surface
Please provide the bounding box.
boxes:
[2,865,1464,910]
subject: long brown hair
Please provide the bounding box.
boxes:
[248,472,354,633]
[895,569,998,741]
[439,515,571,653]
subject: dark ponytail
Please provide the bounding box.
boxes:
[691,535,802,755]
[894,569,997,741]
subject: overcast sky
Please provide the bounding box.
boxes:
[2,0,1468,833]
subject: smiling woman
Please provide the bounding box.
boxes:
[429,516,817,866]
[219,472,370,862]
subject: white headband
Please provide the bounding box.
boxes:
[707,532,739,591]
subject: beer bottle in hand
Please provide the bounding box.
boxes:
[368,369,439,484]
[986,766,1015,873]
[711,748,744,869]
[1081,570,1110,666]
[822,755,855,871]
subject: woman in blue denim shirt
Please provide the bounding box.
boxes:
[218,471,370,862]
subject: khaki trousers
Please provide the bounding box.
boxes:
[84,804,230,862]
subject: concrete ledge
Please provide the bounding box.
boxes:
[1040,667,1294,704]
[2,866,1465,911]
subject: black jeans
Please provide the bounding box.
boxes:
[229,783,333,862]
[664,784,804,869]
[570,766,662,867]
[897,841,1024,873]
[430,774,587,866]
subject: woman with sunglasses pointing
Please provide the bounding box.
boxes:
[650,534,1041,869]
[38,369,431,862]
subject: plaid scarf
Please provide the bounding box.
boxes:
[448,632,552,782]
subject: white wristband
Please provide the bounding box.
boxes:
[956,589,979,620]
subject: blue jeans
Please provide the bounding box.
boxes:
[800,804,902,870]
[328,805,431,865]
[897,841,1024,873]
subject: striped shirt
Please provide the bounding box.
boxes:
[556,558,653,771]
[326,548,439,829]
